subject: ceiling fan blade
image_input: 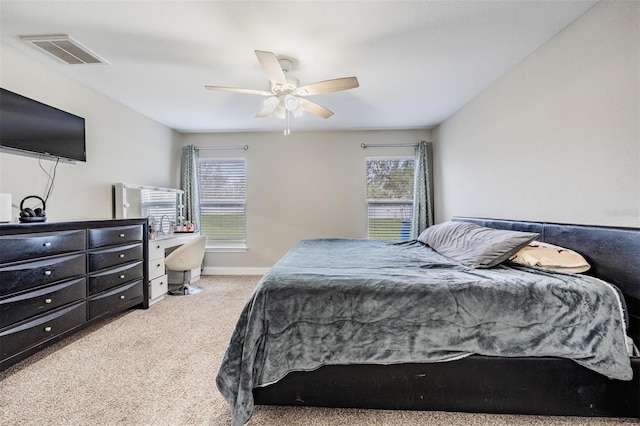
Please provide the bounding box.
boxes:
[255,50,287,85]
[299,98,334,119]
[204,85,271,96]
[255,106,272,118]
[295,77,359,96]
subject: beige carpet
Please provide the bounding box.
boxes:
[0,275,637,426]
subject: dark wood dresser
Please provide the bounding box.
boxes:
[0,219,148,371]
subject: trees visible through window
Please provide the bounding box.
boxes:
[198,158,246,247]
[366,157,415,240]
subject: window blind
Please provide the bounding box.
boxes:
[198,158,246,247]
[366,157,414,240]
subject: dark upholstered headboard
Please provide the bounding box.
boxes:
[452,217,640,342]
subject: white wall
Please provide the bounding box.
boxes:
[183,129,430,271]
[0,43,181,221]
[433,0,639,227]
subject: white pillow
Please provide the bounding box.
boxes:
[509,241,591,273]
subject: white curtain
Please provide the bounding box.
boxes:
[411,140,434,238]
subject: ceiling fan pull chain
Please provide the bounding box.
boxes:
[284,110,291,136]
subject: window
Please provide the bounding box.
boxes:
[366,157,415,240]
[198,158,246,248]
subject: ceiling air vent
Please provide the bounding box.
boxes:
[19,34,108,65]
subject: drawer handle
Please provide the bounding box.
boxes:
[119,254,125,258]
[44,298,52,304]
[156,263,161,268]
[156,245,161,249]
[44,270,52,276]
[44,326,52,332]
[119,233,125,238]
[43,242,52,247]
[119,295,126,299]
[120,274,126,279]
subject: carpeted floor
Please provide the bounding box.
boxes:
[0,275,637,426]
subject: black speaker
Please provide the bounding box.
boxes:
[19,195,47,223]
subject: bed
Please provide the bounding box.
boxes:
[217,217,640,425]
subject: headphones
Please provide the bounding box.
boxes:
[19,195,47,223]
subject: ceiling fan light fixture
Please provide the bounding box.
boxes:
[263,96,280,113]
[284,94,299,112]
[274,104,286,120]
[292,103,305,118]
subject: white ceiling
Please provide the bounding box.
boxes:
[0,0,597,134]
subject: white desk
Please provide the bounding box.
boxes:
[148,232,201,305]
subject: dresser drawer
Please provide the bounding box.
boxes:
[0,301,86,360]
[1,277,86,328]
[89,243,143,271]
[149,241,165,260]
[0,254,86,296]
[88,280,143,320]
[149,274,168,300]
[88,225,143,249]
[0,230,86,264]
[87,261,143,295]
[148,257,165,281]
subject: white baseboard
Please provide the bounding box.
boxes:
[202,267,270,276]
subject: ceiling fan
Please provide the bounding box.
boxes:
[205,50,359,134]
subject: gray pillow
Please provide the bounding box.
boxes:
[417,221,539,268]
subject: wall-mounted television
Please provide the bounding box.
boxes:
[0,88,86,163]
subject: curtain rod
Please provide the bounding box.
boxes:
[360,143,418,149]
[196,145,249,151]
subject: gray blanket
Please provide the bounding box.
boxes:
[217,239,632,426]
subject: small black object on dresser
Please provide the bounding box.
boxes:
[0,219,149,371]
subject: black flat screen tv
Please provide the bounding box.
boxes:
[0,88,86,162]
